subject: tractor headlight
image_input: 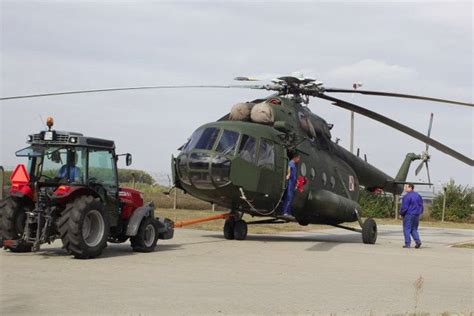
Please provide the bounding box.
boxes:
[70,137,77,143]
[27,135,33,142]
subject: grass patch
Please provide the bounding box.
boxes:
[452,242,474,249]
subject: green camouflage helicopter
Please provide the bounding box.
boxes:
[1,76,473,244]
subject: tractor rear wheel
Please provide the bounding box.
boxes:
[362,218,377,244]
[131,216,159,252]
[0,197,33,253]
[58,196,109,259]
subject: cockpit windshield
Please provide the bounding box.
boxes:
[216,130,239,155]
[183,127,221,152]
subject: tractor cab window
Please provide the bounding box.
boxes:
[88,150,117,186]
[184,127,220,151]
[257,139,275,170]
[216,130,239,155]
[16,146,86,184]
[238,135,257,163]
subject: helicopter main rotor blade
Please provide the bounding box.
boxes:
[317,94,474,166]
[324,88,473,107]
[0,84,265,101]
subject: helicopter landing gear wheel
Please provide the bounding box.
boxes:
[223,218,235,240]
[362,218,377,244]
[233,220,248,240]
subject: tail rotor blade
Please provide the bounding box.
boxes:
[425,161,431,186]
[415,160,425,176]
[425,112,434,152]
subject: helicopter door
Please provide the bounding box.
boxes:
[230,134,259,191]
[257,139,284,198]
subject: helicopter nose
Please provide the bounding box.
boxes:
[177,151,232,189]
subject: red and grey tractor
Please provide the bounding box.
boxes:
[0,118,173,259]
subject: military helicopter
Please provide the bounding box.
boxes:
[1,76,473,244]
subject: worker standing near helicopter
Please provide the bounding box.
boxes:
[282,152,301,218]
[400,183,424,248]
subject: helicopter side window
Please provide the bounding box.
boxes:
[238,135,257,163]
[216,130,239,155]
[194,128,220,150]
[257,139,275,170]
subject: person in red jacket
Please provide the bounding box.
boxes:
[400,183,424,248]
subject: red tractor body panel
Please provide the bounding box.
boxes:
[119,188,144,220]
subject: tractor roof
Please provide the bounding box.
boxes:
[28,130,115,150]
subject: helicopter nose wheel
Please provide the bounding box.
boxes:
[361,218,377,244]
[223,216,248,240]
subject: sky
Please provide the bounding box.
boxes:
[0,0,472,189]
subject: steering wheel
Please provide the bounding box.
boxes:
[40,174,53,181]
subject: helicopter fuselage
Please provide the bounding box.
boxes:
[172,96,413,226]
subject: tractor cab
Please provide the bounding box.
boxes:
[1,118,173,258]
[14,131,124,208]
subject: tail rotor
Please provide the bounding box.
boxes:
[414,113,434,186]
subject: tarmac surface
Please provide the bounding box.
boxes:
[0,225,473,315]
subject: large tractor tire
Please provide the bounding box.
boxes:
[131,216,159,252]
[58,196,109,259]
[0,197,33,252]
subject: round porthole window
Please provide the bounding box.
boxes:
[310,168,316,180]
[330,176,336,189]
[300,162,307,176]
[322,172,327,185]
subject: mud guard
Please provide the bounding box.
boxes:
[125,202,154,236]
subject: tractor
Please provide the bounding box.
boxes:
[0,118,174,259]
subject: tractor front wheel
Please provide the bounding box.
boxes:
[131,216,159,252]
[58,196,109,259]
[0,197,33,253]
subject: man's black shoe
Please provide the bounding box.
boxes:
[415,242,422,249]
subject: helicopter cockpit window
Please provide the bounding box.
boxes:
[238,135,257,163]
[182,128,204,152]
[257,139,275,170]
[216,130,240,155]
[193,127,220,150]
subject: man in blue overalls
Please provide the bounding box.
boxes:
[282,152,300,218]
[400,183,424,248]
